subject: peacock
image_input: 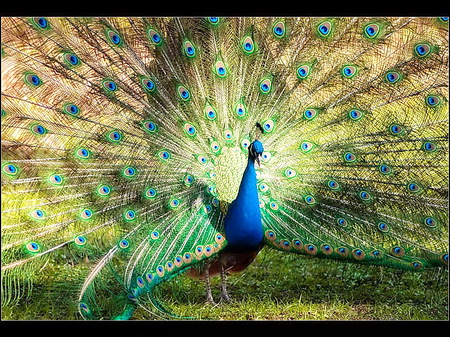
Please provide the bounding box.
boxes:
[1,16,448,320]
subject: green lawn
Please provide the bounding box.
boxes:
[2,248,448,320]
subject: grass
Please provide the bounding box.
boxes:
[2,248,448,321]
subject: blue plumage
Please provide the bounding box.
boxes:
[224,141,265,252]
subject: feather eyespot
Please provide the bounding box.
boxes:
[378,164,393,175]
[48,174,63,185]
[327,179,340,191]
[74,235,87,246]
[385,71,401,84]
[80,208,93,220]
[63,52,80,66]
[321,244,333,255]
[30,124,47,135]
[143,120,157,133]
[317,21,332,37]
[145,188,157,199]
[236,102,247,118]
[184,123,197,137]
[102,79,118,92]
[34,17,48,29]
[169,198,181,208]
[242,35,256,54]
[24,72,42,87]
[177,85,191,101]
[123,210,136,221]
[174,256,183,267]
[300,141,314,153]
[377,222,389,232]
[414,43,431,58]
[426,95,441,107]
[241,138,251,150]
[284,168,297,178]
[183,253,192,264]
[303,108,318,121]
[305,244,318,255]
[348,109,364,121]
[273,21,286,38]
[183,40,196,58]
[265,230,276,241]
[343,152,356,163]
[259,78,272,94]
[223,129,233,141]
[158,150,171,161]
[352,249,366,260]
[122,166,137,178]
[364,23,380,38]
[118,239,130,249]
[151,231,160,240]
[106,30,123,46]
[214,60,227,78]
[156,265,165,277]
[26,242,41,253]
[389,123,405,136]
[205,105,217,120]
[269,201,279,211]
[63,103,80,116]
[297,64,311,80]
[215,233,225,244]
[258,182,270,193]
[262,119,275,133]
[208,17,219,25]
[292,239,303,250]
[337,247,349,257]
[391,246,405,257]
[2,163,19,177]
[30,209,45,220]
[147,28,162,45]
[304,195,316,205]
[341,65,358,78]
[97,184,111,197]
[336,217,348,227]
[183,173,195,186]
[141,78,156,93]
[424,217,437,228]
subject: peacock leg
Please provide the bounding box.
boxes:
[220,259,231,303]
[204,260,215,304]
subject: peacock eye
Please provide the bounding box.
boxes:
[177,85,190,101]
[184,123,197,137]
[317,21,331,37]
[364,23,380,38]
[25,73,42,87]
[141,78,156,92]
[414,43,431,57]
[273,21,285,37]
[341,65,357,78]
[147,28,162,45]
[242,35,255,54]
[386,71,401,83]
[426,95,441,107]
[183,40,196,58]
[107,30,122,46]
[259,78,272,94]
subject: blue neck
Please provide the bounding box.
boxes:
[223,156,264,252]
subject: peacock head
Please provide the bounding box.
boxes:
[249,140,264,167]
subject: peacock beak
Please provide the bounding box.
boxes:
[256,154,261,167]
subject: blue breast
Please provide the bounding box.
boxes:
[224,157,264,252]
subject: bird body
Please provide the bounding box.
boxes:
[1,17,448,320]
[224,141,264,252]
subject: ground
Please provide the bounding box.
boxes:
[3,247,447,321]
